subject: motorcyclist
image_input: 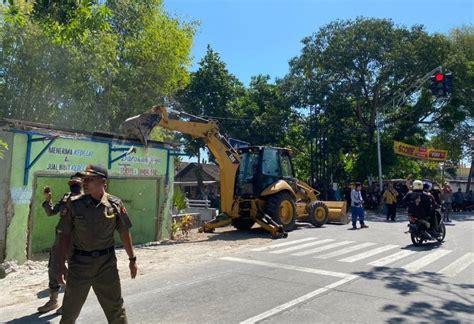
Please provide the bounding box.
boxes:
[423,183,441,235]
[404,180,435,240]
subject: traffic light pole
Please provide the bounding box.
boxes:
[374,66,443,194]
[376,111,383,194]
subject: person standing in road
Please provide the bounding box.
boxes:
[350,182,368,230]
[38,174,82,314]
[56,165,137,324]
[383,182,399,222]
[442,183,453,222]
[452,187,464,212]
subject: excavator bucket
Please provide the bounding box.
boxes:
[123,113,162,146]
[321,201,349,224]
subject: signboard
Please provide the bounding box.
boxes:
[393,141,448,161]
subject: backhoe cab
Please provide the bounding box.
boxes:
[123,106,344,239]
[234,146,331,232]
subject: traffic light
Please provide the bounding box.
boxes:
[429,72,454,97]
[444,73,453,94]
[430,73,445,96]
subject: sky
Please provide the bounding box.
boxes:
[165,0,473,85]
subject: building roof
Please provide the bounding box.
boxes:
[175,162,220,181]
[0,118,172,149]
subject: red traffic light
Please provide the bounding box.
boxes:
[434,73,444,82]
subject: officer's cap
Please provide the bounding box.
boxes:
[79,164,108,179]
[70,172,82,180]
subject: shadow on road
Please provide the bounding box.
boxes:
[353,267,474,323]
[6,312,59,324]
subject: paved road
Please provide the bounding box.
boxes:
[2,211,474,323]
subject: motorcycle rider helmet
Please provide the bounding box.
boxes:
[413,180,423,190]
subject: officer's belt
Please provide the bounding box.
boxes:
[74,246,114,257]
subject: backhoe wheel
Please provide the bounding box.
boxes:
[309,201,329,227]
[232,218,256,231]
[265,192,296,232]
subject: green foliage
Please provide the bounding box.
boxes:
[173,186,187,212]
[171,219,180,239]
[282,18,472,186]
[0,0,196,132]
[176,45,245,130]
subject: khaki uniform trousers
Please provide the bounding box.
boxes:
[48,232,61,292]
[60,252,127,324]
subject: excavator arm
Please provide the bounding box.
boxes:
[124,105,240,217]
[124,105,287,238]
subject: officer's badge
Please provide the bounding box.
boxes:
[105,207,116,219]
[60,208,68,217]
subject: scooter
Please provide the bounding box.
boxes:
[407,209,446,246]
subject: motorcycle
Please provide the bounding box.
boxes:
[407,209,446,246]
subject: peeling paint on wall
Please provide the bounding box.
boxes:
[9,188,33,205]
[1,126,173,263]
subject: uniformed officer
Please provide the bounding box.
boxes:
[38,174,82,314]
[56,165,137,324]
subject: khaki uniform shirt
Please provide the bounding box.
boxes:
[383,189,398,205]
[58,193,132,251]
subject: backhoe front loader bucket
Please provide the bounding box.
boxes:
[320,201,349,224]
[123,113,162,146]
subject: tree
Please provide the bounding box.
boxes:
[237,75,292,146]
[284,18,466,184]
[0,0,195,132]
[175,45,246,153]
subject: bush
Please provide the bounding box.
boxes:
[173,186,187,212]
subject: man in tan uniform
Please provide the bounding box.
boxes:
[38,174,82,314]
[56,165,138,324]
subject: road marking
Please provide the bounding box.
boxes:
[221,257,349,278]
[239,275,357,324]
[220,257,357,324]
[339,245,399,263]
[270,239,334,254]
[367,250,416,267]
[251,237,317,252]
[402,249,452,272]
[292,241,354,257]
[438,252,474,277]
[315,242,377,259]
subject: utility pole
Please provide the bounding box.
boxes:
[466,136,474,193]
[309,106,315,187]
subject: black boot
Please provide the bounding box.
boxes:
[37,290,59,313]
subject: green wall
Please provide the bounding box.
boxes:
[108,178,161,245]
[6,131,173,262]
[30,176,70,254]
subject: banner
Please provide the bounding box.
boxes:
[393,141,448,161]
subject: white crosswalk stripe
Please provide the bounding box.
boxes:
[402,249,452,272]
[249,238,472,278]
[251,237,318,252]
[270,239,334,254]
[292,241,354,257]
[367,250,416,267]
[437,252,474,277]
[315,242,377,259]
[339,245,399,263]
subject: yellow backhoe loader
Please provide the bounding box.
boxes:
[124,105,347,238]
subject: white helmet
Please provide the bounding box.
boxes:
[413,180,423,190]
